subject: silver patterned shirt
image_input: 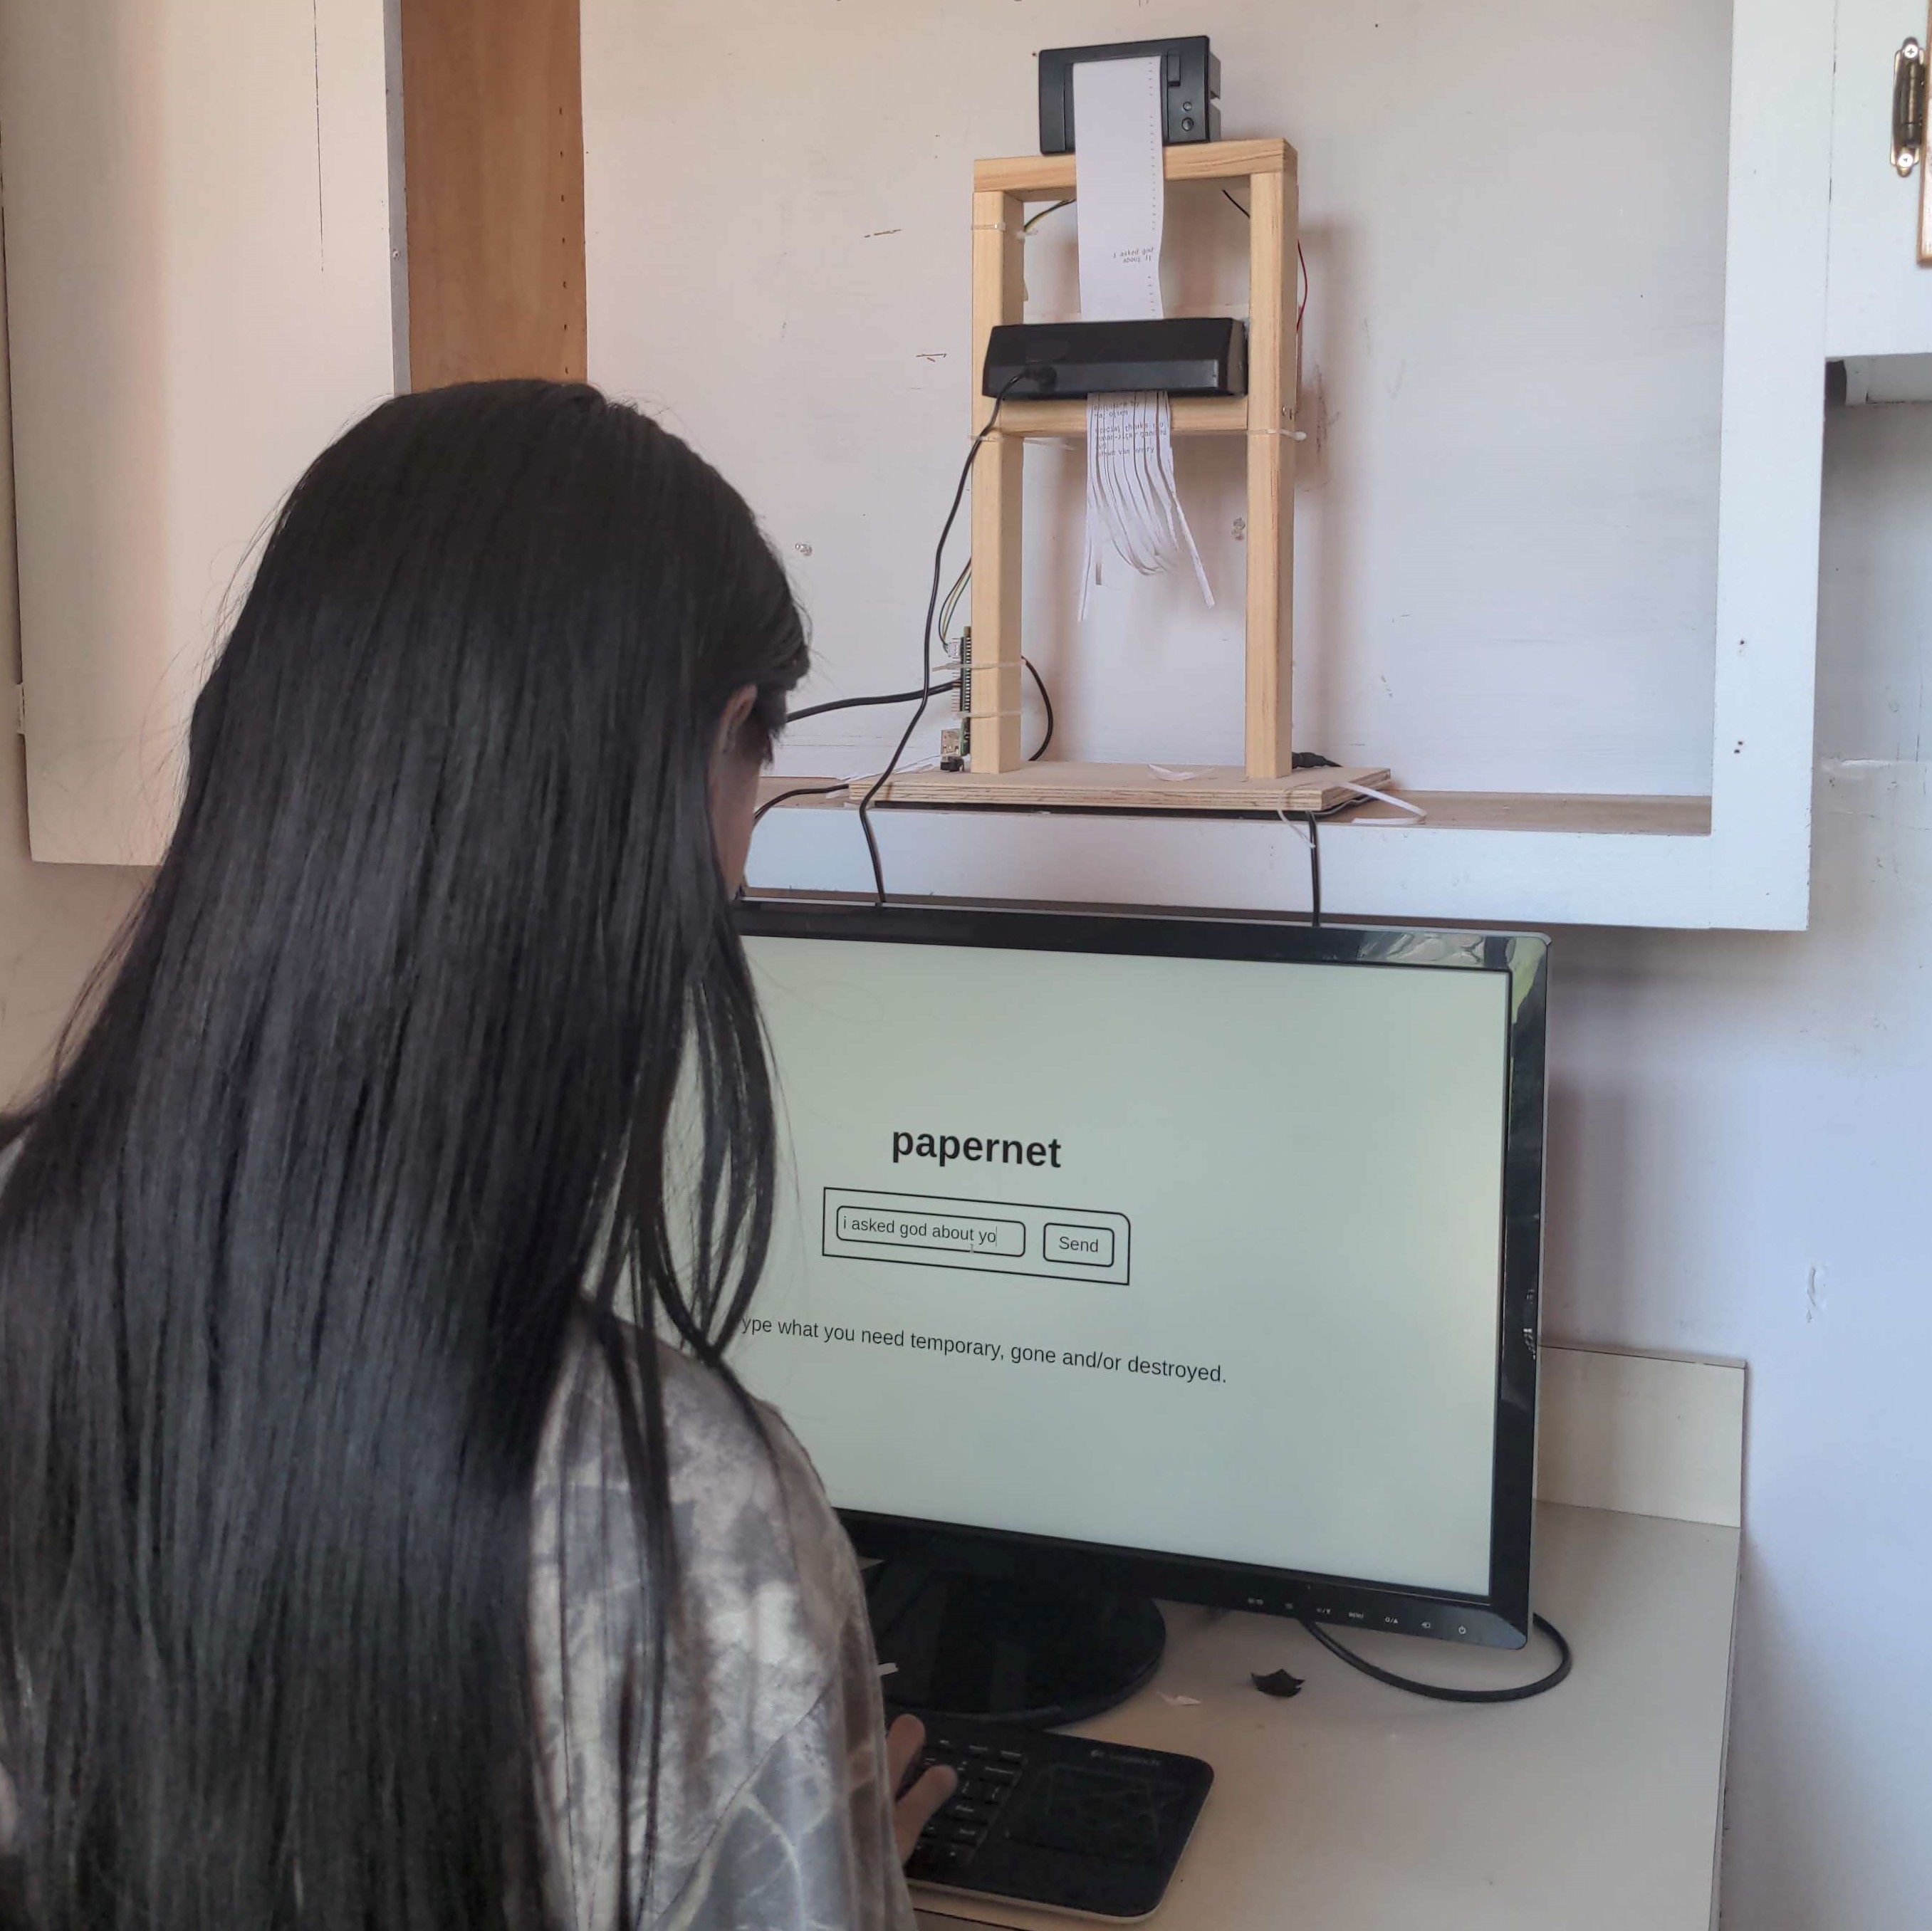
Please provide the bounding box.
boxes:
[0,1327,916,1931]
[529,1331,918,1931]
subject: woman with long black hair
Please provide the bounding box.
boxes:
[0,380,951,1930]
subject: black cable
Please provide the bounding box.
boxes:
[857,377,1025,906]
[1303,815,1321,928]
[1223,192,1310,356]
[788,682,959,723]
[1297,1611,1572,1705]
[751,780,848,827]
[1023,656,1054,762]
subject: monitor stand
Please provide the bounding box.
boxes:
[865,1561,1166,1727]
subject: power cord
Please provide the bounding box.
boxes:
[856,375,1028,906]
[1282,755,1339,928]
[1294,1611,1573,1705]
[752,780,850,828]
[936,565,1055,763]
[1023,656,1055,760]
[761,423,1056,867]
[788,682,959,723]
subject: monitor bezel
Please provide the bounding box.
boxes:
[733,896,1547,1651]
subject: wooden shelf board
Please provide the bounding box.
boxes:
[1346,791,1713,836]
[975,137,1293,198]
[758,774,1714,837]
[996,396,1249,438]
[857,763,1389,815]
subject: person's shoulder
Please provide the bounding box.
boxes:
[666,1339,862,1645]
[538,1319,862,1660]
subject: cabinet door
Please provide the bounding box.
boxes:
[0,0,397,865]
[1827,0,1932,356]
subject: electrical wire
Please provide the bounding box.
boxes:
[768,429,1050,853]
[1023,656,1054,761]
[1302,815,1321,928]
[788,682,959,723]
[1023,199,1072,234]
[857,377,1026,906]
[936,560,971,647]
[1220,189,1310,337]
[1297,1611,1573,1704]
[751,780,849,827]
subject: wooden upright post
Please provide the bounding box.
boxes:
[967,189,1026,773]
[1243,159,1297,780]
[399,0,586,387]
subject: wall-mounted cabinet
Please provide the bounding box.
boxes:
[1827,0,1932,358]
[0,1,1884,931]
[1,0,590,867]
[0,0,397,864]
[584,0,1840,931]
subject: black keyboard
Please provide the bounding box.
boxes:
[903,1710,1213,1920]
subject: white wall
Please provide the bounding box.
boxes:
[585,0,1730,795]
[1546,399,1932,1928]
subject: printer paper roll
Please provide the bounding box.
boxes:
[1074,55,1166,322]
[1072,57,1211,615]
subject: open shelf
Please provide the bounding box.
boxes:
[617,6,1832,931]
[758,778,1712,839]
[748,778,1720,929]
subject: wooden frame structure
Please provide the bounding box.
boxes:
[976,137,1297,780]
[866,137,1387,817]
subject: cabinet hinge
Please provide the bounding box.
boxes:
[1894,38,1927,176]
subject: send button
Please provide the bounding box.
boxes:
[1043,1222,1115,1268]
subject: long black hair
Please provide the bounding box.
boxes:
[0,380,808,1929]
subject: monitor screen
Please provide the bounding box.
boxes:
[732,904,1544,1643]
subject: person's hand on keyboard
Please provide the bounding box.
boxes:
[887,1715,959,1863]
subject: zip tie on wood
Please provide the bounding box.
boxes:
[1247,427,1310,440]
[959,708,1023,723]
[971,221,1011,231]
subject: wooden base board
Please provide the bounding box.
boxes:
[753,778,1718,838]
[859,762,1393,816]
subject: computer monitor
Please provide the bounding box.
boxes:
[733,900,1546,1720]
